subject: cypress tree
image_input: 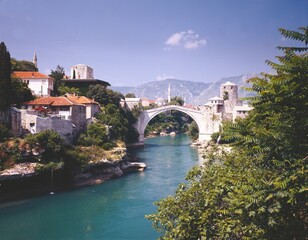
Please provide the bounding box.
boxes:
[0,42,12,110]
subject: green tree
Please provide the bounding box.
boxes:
[87,86,139,143]
[49,65,65,96]
[0,42,12,110]
[25,130,65,162]
[188,120,199,141]
[58,85,81,96]
[11,78,34,106]
[146,27,308,239]
[87,85,124,107]
[0,123,9,142]
[169,96,184,106]
[78,122,109,147]
[97,104,129,141]
[125,93,136,98]
[11,58,38,72]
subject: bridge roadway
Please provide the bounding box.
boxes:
[134,105,215,143]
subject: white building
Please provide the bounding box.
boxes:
[232,105,254,122]
[70,64,94,79]
[13,71,54,97]
[203,81,253,123]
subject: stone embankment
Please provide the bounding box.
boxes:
[73,154,147,187]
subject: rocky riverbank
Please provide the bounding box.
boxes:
[0,148,146,202]
[73,155,147,187]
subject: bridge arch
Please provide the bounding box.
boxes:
[134,105,213,143]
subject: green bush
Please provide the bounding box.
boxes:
[0,123,9,142]
[25,130,65,162]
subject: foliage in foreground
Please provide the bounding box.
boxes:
[146,27,308,239]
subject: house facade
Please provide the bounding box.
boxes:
[64,94,100,120]
[12,72,54,97]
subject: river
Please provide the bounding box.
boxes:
[0,134,201,240]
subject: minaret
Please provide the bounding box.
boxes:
[168,83,171,103]
[33,51,37,68]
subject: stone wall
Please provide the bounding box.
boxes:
[0,109,10,126]
[36,117,73,143]
[10,107,22,137]
[21,110,75,143]
[71,105,87,134]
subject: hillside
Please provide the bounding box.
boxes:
[111,73,258,105]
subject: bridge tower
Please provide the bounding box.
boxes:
[220,81,240,114]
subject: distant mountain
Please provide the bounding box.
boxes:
[110,73,258,105]
[134,79,211,104]
[193,73,258,105]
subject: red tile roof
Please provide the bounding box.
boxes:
[25,96,82,106]
[12,71,52,79]
[67,95,99,105]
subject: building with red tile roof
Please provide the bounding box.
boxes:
[12,71,54,97]
[21,96,89,142]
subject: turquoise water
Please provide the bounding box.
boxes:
[0,134,200,240]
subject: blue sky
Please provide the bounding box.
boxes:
[0,0,307,86]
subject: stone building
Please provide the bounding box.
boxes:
[21,96,89,143]
[70,64,94,79]
[121,98,142,110]
[203,81,253,125]
[219,81,244,116]
[64,94,100,120]
[61,64,110,96]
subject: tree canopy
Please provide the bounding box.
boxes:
[0,42,12,110]
[169,96,184,106]
[87,85,124,107]
[10,78,34,106]
[11,58,38,72]
[85,86,138,144]
[146,27,308,239]
[125,93,136,98]
[49,65,65,96]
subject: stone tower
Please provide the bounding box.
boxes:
[220,81,240,113]
[33,51,37,68]
[70,64,94,79]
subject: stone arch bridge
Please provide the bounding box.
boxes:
[134,105,218,144]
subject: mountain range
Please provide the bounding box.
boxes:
[111,73,258,105]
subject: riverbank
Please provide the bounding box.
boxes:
[0,148,146,203]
